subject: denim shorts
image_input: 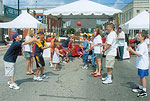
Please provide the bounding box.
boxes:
[138,69,149,78]
[94,53,101,58]
[83,54,88,63]
[24,51,33,58]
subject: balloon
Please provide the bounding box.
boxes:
[77,22,82,26]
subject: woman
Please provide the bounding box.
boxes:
[85,28,103,77]
[24,29,34,75]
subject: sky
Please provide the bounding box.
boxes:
[3,0,133,10]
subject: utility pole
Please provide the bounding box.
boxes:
[18,0,19,16]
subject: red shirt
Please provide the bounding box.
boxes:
[68,42,72,49]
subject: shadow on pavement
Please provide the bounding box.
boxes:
[15,78,34,86]
[120,82,137,89]
[44,72,59,76]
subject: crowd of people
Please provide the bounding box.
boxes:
[3,23,150,98]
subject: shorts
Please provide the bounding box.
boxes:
[105,56,115,68]
[94,53,101,58]
[83,54,88,63]
[24,51,33,58]
[138,69,149,78]
[34,55,45,68]
[4,61,16,76]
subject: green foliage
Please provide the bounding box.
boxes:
[67,26,75,34]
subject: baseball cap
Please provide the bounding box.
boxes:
[12,33,19,40]
[118,27,122,30]
[83,34,87,38]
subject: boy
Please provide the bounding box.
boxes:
[128,32,149,98]
[3,33,37,90]
[34,32,51,81]
[81,35,89,69]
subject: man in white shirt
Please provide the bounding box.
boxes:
[101,23,117,84]
[117,27,125,61]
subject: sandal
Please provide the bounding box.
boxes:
[26,72,32,75]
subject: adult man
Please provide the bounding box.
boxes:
[101,23,117,84]
[117,27,125,61]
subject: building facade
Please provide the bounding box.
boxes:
[0,0,19,42]
[120,0,150,24]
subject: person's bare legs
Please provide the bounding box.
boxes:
[10,76,14,84]
[40,67,44,75]
[35,67,40,77]
[107,68,113,75]
[96,58,101,75]
[140,77,143,87]
[26,58,30,74]
[142,77,146,91]
[94,58,99,73]
[54,63,58,71]
[30,57,34,73]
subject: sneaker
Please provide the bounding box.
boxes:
[132,87,142,93]
[85,67,88,69]
[49,62,53,67]
[33,76,42,81]
[63,61,67,64]
[102,78,112,84]
[7,81,11,85]
[8,81,18,86]
[9,83,20,90]
[137,90,147,98]
[41,75,48,79]
[102,76,108,81]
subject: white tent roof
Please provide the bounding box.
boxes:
[44,0,122,18]
[124,10,150,30]
[0,11,46,29]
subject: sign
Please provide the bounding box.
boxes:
[36,15,46,23]
[4,5,21,18]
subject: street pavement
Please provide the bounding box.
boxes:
[0,49,150,101]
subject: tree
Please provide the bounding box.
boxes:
[67,26,75,34]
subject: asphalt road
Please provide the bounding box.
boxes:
[0,49,150,101]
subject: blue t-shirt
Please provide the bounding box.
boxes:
[83,40,89,54]
[3,40,24,63]
[62,37,70,48]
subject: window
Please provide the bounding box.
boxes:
[137,10,140,14]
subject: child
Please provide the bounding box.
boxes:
[68,39,74,62]
[59,48,69,63]
[49,35,56,67]
[34,32,51,81]
[3,33,37,90]
[128,32,149,98]
[77,46,83,58]
[80,35,89,69]
[52,41,63,71]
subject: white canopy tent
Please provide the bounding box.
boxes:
[123,11,150,30]
[0,11,46,29]
[44,0,122,19]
